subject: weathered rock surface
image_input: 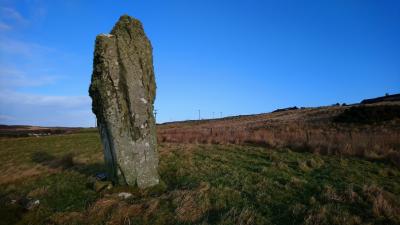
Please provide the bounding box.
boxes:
[89,15,159,188]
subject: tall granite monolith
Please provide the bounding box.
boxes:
[89,15,159,188]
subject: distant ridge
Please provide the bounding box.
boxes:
[361,93,400,104]
[0,125,83,138]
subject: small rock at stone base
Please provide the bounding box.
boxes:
[94,181,113,192]
[25,199,40,210]
[118,192,133,199]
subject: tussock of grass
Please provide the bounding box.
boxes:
[1,132,400,224]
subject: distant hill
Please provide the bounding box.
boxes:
[158,100,400,166]
[361,93,400,104]
[0,125,85,138]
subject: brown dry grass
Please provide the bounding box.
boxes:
[50,194,151,225]
[363,184,400,220]
[0,165,59,185]
[51,212,86,225]
[173,182,211,222]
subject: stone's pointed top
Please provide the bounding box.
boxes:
[118,14,138,22]
[117,14,141,25]
[110,14,144,37]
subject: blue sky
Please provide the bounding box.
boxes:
[0,0,399,126]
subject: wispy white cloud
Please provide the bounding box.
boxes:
[0,6,28,25]
[0,21,10,30]
[0,37,54,58]
[0,90,90,109]
[0,67,61,88]
[0,1,48,31]
[0,90,94,127]
[0,20,91,126]
[0,114,15,121]
[0,3,93,127]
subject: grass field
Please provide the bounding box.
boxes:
[1,130,400,225]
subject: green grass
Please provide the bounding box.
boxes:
[1,131,400,225]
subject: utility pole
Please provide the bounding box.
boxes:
[220,112,222,118]
[198,109,201,120]
[154,109,158,122]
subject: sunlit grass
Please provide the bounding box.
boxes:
[1,131,399,225]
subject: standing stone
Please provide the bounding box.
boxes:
[89,15,159,188]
